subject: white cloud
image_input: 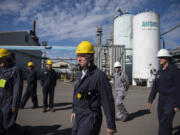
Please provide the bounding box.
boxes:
[0,0,145,43]
[160,3,180,48]
[163,28,180,48]
[0,0,22,15]
[1,0,179,48]
[33,0,147,44]
[14,0,46,24]
[161,3,180,30]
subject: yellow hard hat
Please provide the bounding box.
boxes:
[46,60,53,65]
[0,48,10,58]
[75,41,95,54]
[27,62,34,67]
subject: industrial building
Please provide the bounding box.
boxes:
[52,61,77,74]
[113,13,133,82]
[112,11,160,87]
[170,47,180,69]
[0,21,42,77]
[132,12,160,87]
[0,13,178,86]
[94,45,125,76]
[111,10,180,87]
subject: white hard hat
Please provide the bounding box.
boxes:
[157,49,171,58]
[114,61,121,68]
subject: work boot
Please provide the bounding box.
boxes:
[116,113,129,122]
[42,108,47,113]
[50,108,55,112]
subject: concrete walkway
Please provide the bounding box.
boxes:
[17,81,180,135]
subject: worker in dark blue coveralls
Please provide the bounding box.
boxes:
[0,49,30,135]
[70,41,117,135]
[147,49,180,135]
[20,61,38,109]
[41,60,57,113]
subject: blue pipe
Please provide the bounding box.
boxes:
[0,46,76,51]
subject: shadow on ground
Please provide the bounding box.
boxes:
[1,124,71,135]
[54,102,72,107]
[30,124,61,135]
[51,128,72,135]
[27,124,72,135]
[126,109,151,121]
[54,102,72,111]
[173,125,180,135]
[23,102,72,111]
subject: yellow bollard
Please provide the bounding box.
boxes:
[73,73,76,80]
[71,73,75,81]
[64,74,67,82]
[61,74,64,81]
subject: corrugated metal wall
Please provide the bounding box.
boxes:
[0,31,42,78]
[94,45,125,76]
[9,50,42,78]
[170,47,180,69]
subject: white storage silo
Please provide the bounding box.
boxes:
[113,14,133,82]
[132,12,160,86]
[113,14,133,49]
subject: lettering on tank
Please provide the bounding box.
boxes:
[141,21,159,30]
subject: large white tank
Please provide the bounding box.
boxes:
[132,12,160,86]
[113,14,133,51]
[113,14,133,82]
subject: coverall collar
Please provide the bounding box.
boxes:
[46,68,53,71]
[81,70,87,80]
[160,63,171,71]
[116,71,122,75]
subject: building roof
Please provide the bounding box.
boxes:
[0,31,27,34]
[0,30,40,46]
[52,62,69,68]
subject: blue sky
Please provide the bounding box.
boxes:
[0,0,180,58]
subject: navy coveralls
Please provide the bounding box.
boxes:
[21,69,38,108]
[41,69,57,109]
[148,64,180,135]
[72,65,116,135]
[0,66,23,134]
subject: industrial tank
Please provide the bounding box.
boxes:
[113,14,133,82]
[132,12,160,86]
[113,14,133,49]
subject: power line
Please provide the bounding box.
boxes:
[161,24,180,36]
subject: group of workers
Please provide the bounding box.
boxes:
[71,41,180,135]
[0,41,179,135]
[21,59,57,113]
[0,49,57,135]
